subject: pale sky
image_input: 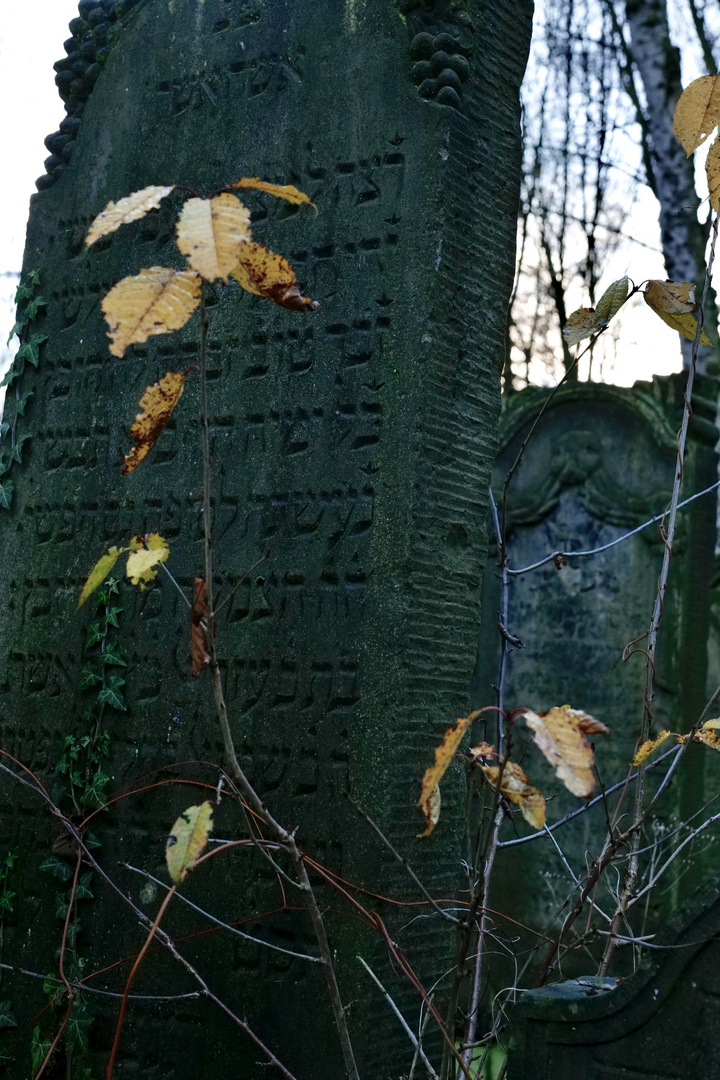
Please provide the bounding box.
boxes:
[0,1,707,390]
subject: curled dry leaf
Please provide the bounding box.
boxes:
[632,729,677,766]
[418,711,479,837]
[85,185,175,247]
[593,276,629,327]
[695,718,720,751]
[122,371,187,475]
[479,761,546,830]
[673,74,720,157]
[469,742,495,762]
[176,193,251,282]
[125,533,170,588]
[233,242,320,312]
[166,801,214,883]
[562,307,597,347]
[231,177,315,208]
[102,267,202,358]
[707,136,720,211]
[78,546,125,608]
[192,577,211,677]
[521,706,609,799]
[643,280,711,345]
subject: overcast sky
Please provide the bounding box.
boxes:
[0,0,698,389]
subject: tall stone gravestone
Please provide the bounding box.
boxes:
[0,1,532,1077]
[473,375,719,991]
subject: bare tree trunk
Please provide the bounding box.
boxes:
[623,0,718,371]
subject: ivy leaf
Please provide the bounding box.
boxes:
[31,1028,52,1074]
[6,319,26,346]
[0,362,20,389]
[101,642,126,667]
[16,390,34,415]
[98,675,126,712]
[28,270,41,287]
[673,74,720,156]
[74,873,94,900]
[232,242,319,312]
[0,892,15,913]
[104,605,122,627]
[9,433,32,464]
[176,193,252,282]
[24,296,47,320]
[122,371,188,474]
[85,623,104,648]
[0,482,14,511]
[166,802,214,883]
[101,266,202,358]
[79,663,102,690]
[231,176,315,207]
[0,1001,17,1029]
[39,856,74,882]
[80,773,110,809]
[16,333,47,367]
[85,185,176,247]
[14,282,34,304]
[0,422,8,440]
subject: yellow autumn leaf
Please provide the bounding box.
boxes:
[695,718,720,751]
[166,801,214,883]
[562,307,597,347]
[77,545,127,609]
[418,711,478,837]
[176,193,251,281]
[643,280,711,345]
[632,730,677,766]
[231,176,315,208]
[232,242,319,312]
[707,136,720,210]
[593,276,630,328]
[102,267,202,358]
[479,761,546,830]
[521,706,609,799]
[85,185,175,247]
[673,74,720,157]
[122,371,187,475]
[468,742,495,761]
[125,533,170,588]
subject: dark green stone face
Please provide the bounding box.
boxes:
[1,1,531,1075]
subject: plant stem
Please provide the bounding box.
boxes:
[197,286,360,1080]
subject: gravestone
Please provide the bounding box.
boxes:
[472,375,719,988]
[0,1,532,1077]
[506,876,720,1080]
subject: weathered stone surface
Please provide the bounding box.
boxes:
[472,375,719,989]
[0,1,532,1077]
[506,877,720,1080]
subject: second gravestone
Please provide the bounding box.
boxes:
[0,1,532,1077]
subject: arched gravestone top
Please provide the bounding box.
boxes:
[0,1,532,1077]
[506,877,720,1080]
[472,375,719,985]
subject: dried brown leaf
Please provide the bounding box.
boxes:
[166,801,214,883]
[673,74,720,156]
[192,577,211,677]
[122,371,187,475]
[233,242,319,312]
[708,136,720,210]
[632,730,677,766]
[469,742,495,761]
[643,280,711,345]
[231,177,315,207]
[562,307,596,347]
[479,761,546,830]
[695,718,720,751]
[176,194,251,281]
[521,706,609,798]
[102,267,202,358]
[418,712,478,837]
[85,185,175,247]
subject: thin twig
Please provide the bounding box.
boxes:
[357,956,440,1079]
[160,562,192,608]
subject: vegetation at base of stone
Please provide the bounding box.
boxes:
[0,270,44,512]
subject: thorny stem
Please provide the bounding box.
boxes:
[197,286,361,1080]
[599,211,720,975]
